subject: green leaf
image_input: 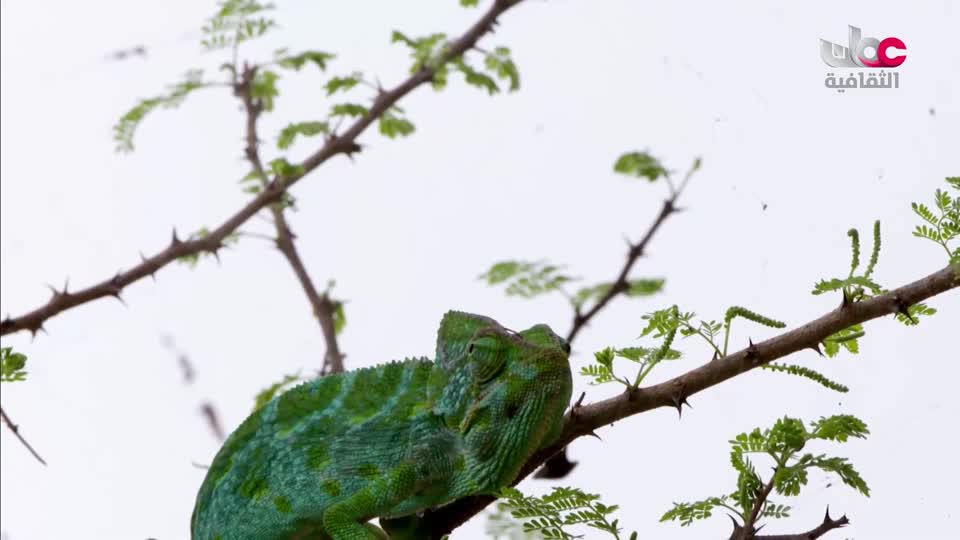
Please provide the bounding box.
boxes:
[625,278,665,297]
[113,70,207,152]
[613,151,668,182]
[811,276,883,296]
[810,415,870,443]
[0,347,28,383]
[460,0,479,6]
[660,496,731,526]
[277,50,335,71]
[478,260,574,299]
[379,109,415,139]
[822,324,864,357]
[332,301,347,336]
[847,228,861,276]
[268,157,305,178]
[895,302,937,326]
[809,455,870,496]
[330,103,369,118]
[864,220,881,278]
[250,69,280,111]
[201,1,276,50]
[277,121,329,150]
[253,372,300,411]
[484,46,520,91]
[454,57,499,95]
[761,363,849,393]
[724,306,786,329]
[324,74,361,96]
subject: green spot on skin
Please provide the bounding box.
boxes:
[322,479,341,497]
[274,495,292,514]
[238,474,269,501]
[453,455,465,472]
[305,444,330,470]
[275,376,343,432]
[358,463,380,479]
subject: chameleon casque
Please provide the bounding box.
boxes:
[191,311,573,539]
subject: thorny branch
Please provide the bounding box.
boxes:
[0,404,46,466]
[0,0,529,338]
[743,507,850,540]
[235,64,345,374]
[418,264,960,538]
[539,178,691,479]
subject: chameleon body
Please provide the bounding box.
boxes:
[191,311,573,540]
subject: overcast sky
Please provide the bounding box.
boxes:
[1,1,958,539]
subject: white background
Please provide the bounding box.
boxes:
[1,1,958,538]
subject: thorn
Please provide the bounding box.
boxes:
[29,325,47,340]
[712,349,720,361]
[46,284,62,301]
[140,252,157,281]
[671,395,692,418]
[809,343,824,357]
[171,228,182,247]
[570,391,587,417]
[893,295,915,323]
[840,289,852,308]
[584,430,602,441]
[824,506,832,523]
[110,291,127,307]
[745,339,759,362]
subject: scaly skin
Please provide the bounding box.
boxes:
[191,311,573,539]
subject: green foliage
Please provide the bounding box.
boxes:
[478,260,574,298]
[660,496,740,527]
[269,157,305,178]
[253,372,301,410]
[453,57,500,95]
[330,103,369,119]
[460,0,480,7]
[811,220,884,302]
[571,278,664,310]
[484,47,520,91]
[277,121,329,150]
[895,302,937,326]
[663,415,869,532]
[581,330,682,387]
[324,280,347,336]
[0,347,28,383]
[822,324,864,357]
[113,70,208,152]
[761,363,849,393]
[324,74,361,96]
[392,30,449,72]
[201,0,276,51]
[489,486,637,540]
[613,151,668,182]
[275,49,336,72]
[379,108,416,139]
[250,69,280,111]
[911,177,960,264]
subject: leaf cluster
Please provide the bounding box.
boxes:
[489,487,637,540]
[1,347,28,383]
[662,415,870,532]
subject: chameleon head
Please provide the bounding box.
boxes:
[453,316,573,489]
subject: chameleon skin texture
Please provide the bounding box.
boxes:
[191,311,573,540]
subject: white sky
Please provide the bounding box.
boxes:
[1,1,958,539]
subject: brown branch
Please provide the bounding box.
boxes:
[235,64,346,374]
[0,0,528,338]
[540,169,693,478]
[752,507,849,540]
[0,404,47,465]
[566,197,680,344]
[418,264,959,537]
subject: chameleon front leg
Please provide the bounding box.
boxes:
[321,463,424,540]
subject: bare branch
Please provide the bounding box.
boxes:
[0,0,529,337]
[419,264,959,537]
[0,404,47,466]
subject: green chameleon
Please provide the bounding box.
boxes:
[191,311,573,539]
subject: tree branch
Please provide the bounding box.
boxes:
[235,64,346,374]
[0,0,529,338]
[752,507,849,540]
[0,404,47,466]
[419,264,959,537]
[733,471,778,540]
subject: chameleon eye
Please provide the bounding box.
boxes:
[562,342,571,355]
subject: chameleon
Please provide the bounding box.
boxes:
[191,311,573,540]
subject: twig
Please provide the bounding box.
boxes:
[733,472,778,540]
[752,507,849,540]
[0,0,529,338]
[0,404,47,465]
[234,64,345,374]
[417,264,959,537]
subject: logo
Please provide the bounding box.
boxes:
[821,25,905,92]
